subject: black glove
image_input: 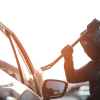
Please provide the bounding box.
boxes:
[61,45,73,60]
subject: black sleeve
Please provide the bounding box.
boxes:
[64,58,95,83]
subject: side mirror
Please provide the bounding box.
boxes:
[42,79,68,99]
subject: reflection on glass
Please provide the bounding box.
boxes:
[45,80,65,97]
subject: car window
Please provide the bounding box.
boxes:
[0,31,32,82]
[0,31,17,66]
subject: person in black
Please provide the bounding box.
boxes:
[61,19,100,100]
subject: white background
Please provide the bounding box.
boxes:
[0,0,100,80]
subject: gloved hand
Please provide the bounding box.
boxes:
[61,45,73,60]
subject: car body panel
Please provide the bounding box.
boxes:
[0,69,41,100]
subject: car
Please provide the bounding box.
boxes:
[0,21,90,100]
[0,70,89,100]
[0,21,43,99]
[0,69,41,100]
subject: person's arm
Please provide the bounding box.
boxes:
[62,45,94,83]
